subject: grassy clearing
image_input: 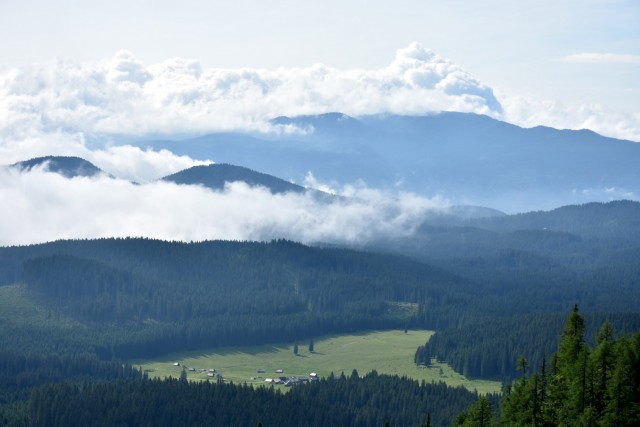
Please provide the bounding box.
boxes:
[133,329,501,394]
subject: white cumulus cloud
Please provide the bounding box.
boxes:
[0,43,501,140]
[89,146,212,182]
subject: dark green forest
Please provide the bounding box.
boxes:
[29,372,496,427]
[2,238,465,360]
[16,308,639,427]
[0,200,639,424]
[414,312,640,381]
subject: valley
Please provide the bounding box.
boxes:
[2,4,639,421]
[133,329,502,394]
[2,117,639,426]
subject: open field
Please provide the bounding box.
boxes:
[132,329,502,394]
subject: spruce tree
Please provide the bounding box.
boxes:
[592,321,615,416]
[463,396,494,427]
[494,308,640,426]
[550,304,588,426]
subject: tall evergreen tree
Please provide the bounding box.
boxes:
[549,304,589,426]
[488,309,640,426]
[592,320,615,416]
[458,395,495,427]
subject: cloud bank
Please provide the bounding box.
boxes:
[0,43,500,138]
[0,167,447,247]
[2,42,638,179]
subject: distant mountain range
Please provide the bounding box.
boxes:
[136,112,640,212]
[10,112,640,213]
[8,157,312,195]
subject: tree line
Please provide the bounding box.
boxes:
[451,306,640,426]
[499,306,640,426]
[28,370,497,427]
[415,311,640,380]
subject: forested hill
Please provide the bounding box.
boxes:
[372,200,640,380]
[468,199,640,239]
[378,200,640,262]
[0,238,468,360]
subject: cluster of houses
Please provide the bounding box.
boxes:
[262,371,318,387]
[172,363,320,386]
[173,362,224,381]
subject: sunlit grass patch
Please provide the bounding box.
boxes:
[133,329,501,394]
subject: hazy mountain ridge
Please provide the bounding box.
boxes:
[360,200,640,279]
[467,199,640,239]
[138,112,640,212]
[8,156,324,196]
[424,200,640,239]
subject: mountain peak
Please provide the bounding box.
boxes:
[11,156,105,178]
[161,163,307,195]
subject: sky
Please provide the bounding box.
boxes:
[1,0,639,146]
[1,0,638,112]
[0,0,638,245]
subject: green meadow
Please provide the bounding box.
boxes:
[133,329,502,394]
